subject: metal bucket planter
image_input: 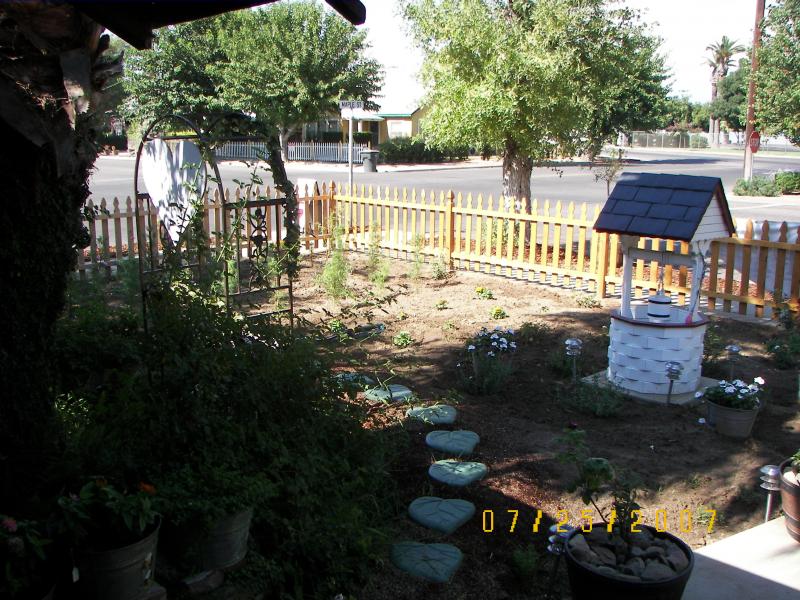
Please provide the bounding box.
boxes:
[780,459,800,543]
[75,520,160,600]
[564,525,694,600]
[706,400,759,439]
[162,507,253,572]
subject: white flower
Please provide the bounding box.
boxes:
[491,341,498,347]
[694,391,704,398]
[491,333,498,339]
[509,342,517,349]
[725,386,736,394]
[719,380,728,386]
[506,329,514,335]
[467,345,476,351]
[494,325,502,331]
[733,379,745,387]
[754,377,765,385]
[456,363,461,368]
[487,351,495,357]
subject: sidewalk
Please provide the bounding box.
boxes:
[683,517,800,600]
[616,145,800,161]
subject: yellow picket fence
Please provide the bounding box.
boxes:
[79,183,800,318]
[332,184,800,317]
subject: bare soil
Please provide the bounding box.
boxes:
[294,250,800,600]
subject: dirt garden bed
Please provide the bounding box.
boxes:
[293,250,799,600]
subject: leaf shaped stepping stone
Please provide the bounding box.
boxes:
[426,430,480,456]
[429,460,487,487]
[334,372,375,387]
[405,405,457,425]
[390,542,463,583]
[364,384,414,403]
[408,496,475,534]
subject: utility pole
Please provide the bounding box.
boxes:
[743,0,766,180]
[339,100,364,194]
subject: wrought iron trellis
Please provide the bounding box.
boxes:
[133,113,295,328]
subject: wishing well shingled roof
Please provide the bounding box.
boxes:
[593,172,734,242]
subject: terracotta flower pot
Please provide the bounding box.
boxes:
[780,459,800,543]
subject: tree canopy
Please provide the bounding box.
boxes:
[402,0,668,205]
[221,1,382,154]
[711,59,749,133]
[123,1,382,153]
[756,0,800,144]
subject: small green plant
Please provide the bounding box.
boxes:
[766,332,800,369]
[490,306,508,320]
[686,473,710,489]
[702,325,726,367]
[1,515,50,598]
[318,217,350,299]
[328,318,349,342]
[517,321,553,345]
[575,294,602,309]
[460,326,518,394]
[775,171,800,194]
[563,379,625,418]
[435,299,449,310]
[392,331,414,348]
[367,224,389,288]
[397,311,409,320]
[592,148,626,196]
[695,505,721,529]
[510,544,540,590]
[442,319,457,333]
[790,449,800,475]
[540,304,549,313]
[431,252,449,280]
[409,235,425,281]
[733,176,779,197]
[475,286,494,300]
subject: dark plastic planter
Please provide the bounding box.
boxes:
[564,525,694,600]
[780,459,800,543]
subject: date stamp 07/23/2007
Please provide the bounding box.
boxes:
[481,508,718,534]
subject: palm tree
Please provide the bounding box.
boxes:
[706,36,746,145]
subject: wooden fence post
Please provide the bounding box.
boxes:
[445,190,455,270]
[596,232,609,299]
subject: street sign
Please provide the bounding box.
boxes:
[749,131,761,153]
[339,100,364,110]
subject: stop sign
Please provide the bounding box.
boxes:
[749,131,761,153]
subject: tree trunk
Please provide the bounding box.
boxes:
[278,126,297,162]
[501,139,533,212]
[710,77,719,146]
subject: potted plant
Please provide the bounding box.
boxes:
[698,377,764,438]
[55,478,160,600]
[780,448,800,542]
[461,326,518,394]
[155,464,271,573]
[1,515,53,599]
[558,430,694,600]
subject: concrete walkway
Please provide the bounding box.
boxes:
[683,517,800,599]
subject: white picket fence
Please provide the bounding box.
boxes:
[215,141,368,163]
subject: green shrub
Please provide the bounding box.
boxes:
[367,225,389,289]
[766,332,800,369]
[510,544,541,590]
[775,171,800,194]
[474,286,494,300]
[319,220,351,299]
[562,380,626,418]
[52,281,400,594]
[490,306,508,320]
[689,134,709,148]
[575,294,602,309]
[431,253,450,280]
[379,136,469,164]
[733,176,779,197]
[409,235,425,280]
[460,327,518,394]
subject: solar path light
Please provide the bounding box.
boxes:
[760,464,781,523]
[665,361,683,405]
[565,338,583,384]
[725,344,741,380]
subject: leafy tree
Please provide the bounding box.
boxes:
[756,0,800,145]
[711,59,749,135]
[705,35,745,144]
[402,0,668,208]
[220,1,383,158]
[123,18,230,132]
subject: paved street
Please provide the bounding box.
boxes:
[90,148,800,224]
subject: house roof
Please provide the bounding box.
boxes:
[593,172,735,242]
[74,0,366,49]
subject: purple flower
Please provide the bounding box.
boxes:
[2,517,17,533]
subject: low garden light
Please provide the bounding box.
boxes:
[565,338,583,384]
[725,344,741,380]
[547,523,574,594]
[760,464,782,523]
[665,361,683,405]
